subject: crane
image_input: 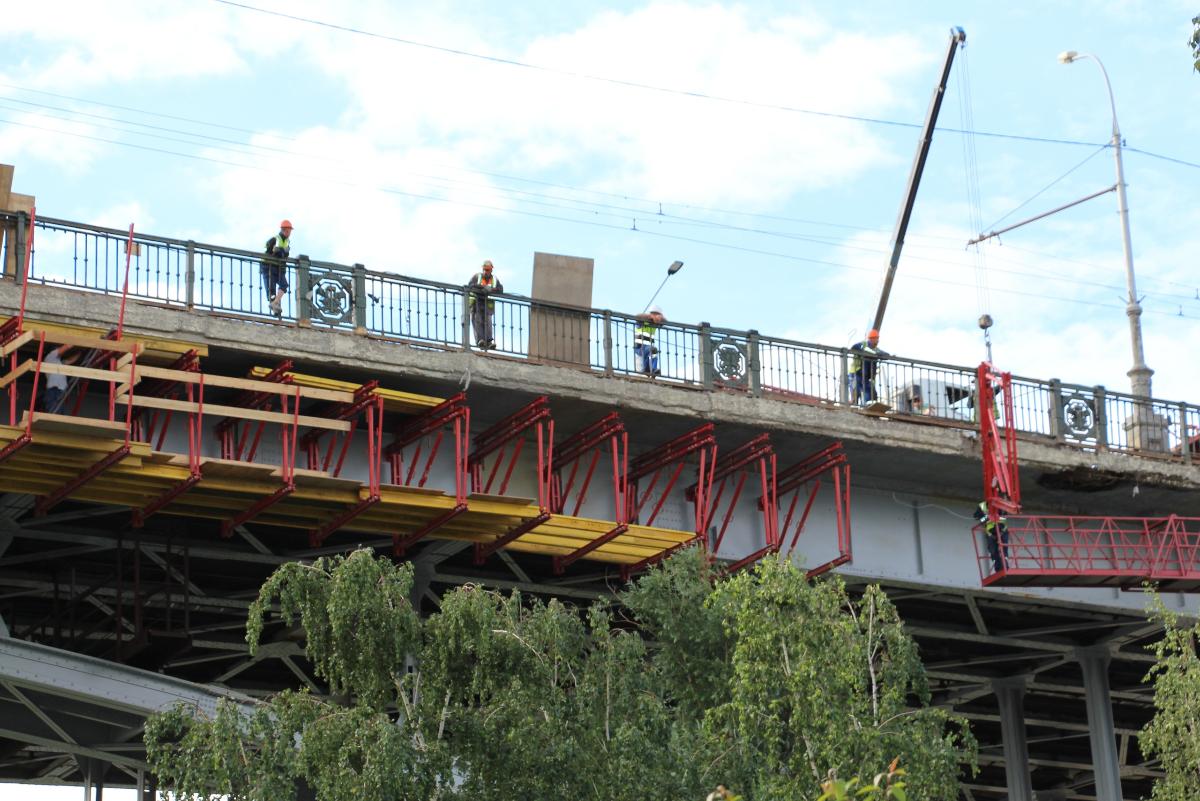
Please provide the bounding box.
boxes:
[871,26,966,335]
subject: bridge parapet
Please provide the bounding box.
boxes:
[3,211,1198,467]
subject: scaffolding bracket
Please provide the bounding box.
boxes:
[469,396,553,509]
[550,412,627,522]
[474,511,552,565]
[35,444,132,516]
[393,503,468,555]
[554,523,628,574]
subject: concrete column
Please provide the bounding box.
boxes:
[991,677,1034,801]
[1076,646,1124,801]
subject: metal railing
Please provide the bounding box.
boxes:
[2,211,1197,466]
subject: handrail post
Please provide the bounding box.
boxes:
[13,212,27,285]
[699,322,713,388]
[296,256,312,327]
[353,263,367,334]
[184,240,196,309]
[1093,386,1108,450]
[602,310,613,376]
[1180,402,1192,465]
[747,329,762,397]
[460,288,471,350]
[1048,379,1064,442]
[838,349,850,405]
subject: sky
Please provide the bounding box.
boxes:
[1,4,1199,792]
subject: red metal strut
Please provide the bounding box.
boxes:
[308,386,384,547]
[387,393,470,555]
[618,423,718,581]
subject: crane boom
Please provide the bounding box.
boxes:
[872,26,966,334]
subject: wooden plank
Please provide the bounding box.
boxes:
[249,366,443,414]
[196,457,278,479]
[0,360,33,390]
[136,364,354,403]
[23,329,140,354]
[0,330,34,358]
[119,394,352,432]
[468,492,537,506]
[20,412,128,438]
[280,467,364,491]
[35,361,133,384]
[0,318,208,359]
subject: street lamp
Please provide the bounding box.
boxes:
[1058,50,1153,400]
[642,260,684,314]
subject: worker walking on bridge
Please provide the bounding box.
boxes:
[974,500,1009,573]
[849,329,887,404]
[262,219,293,318]
[468,259,503,350]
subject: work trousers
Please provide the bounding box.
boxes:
[471,302,495,348]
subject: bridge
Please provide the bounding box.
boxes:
[1,209,1198,800]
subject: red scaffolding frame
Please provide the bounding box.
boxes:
[618,423,718,580]
[701,434,777,567]
[387,393,470,554]
[306,384,384,547]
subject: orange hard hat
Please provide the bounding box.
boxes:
[867,329,879,338]
[280,219,293,230]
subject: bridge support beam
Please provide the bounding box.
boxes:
[1076,646,1124,801]
[992,676,1034,801]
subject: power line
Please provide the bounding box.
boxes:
[6,114,1197,324]
[207,0,1140,153]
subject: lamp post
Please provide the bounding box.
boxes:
[641,260,684,314]
[1058,50,1153,400]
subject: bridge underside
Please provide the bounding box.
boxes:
[0,495,1168,799]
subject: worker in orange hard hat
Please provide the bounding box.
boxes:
[467,259,504,350]
[261,219,293,318]
[848,328,888,405]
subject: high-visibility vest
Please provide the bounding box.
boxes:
[978,501,1007,534]
[266,233,290,257]
[635,321,657,346]
[469,273,498,307]
[849,342,878,373]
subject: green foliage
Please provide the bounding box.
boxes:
[146,547,976,801]
[1191,15,1200,72]
[1141,591,1200,801]
[817,759,908,801]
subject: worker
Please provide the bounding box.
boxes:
[633,306,665,377]
[848,329,887,405]
[261,220,293,318]
[38,344,75,413]
[973,500,1009,573]
[467,259,503,350]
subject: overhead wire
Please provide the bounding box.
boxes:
[2,109,1198,321]
[980,144,1110,233]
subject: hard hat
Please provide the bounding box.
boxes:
[482,259,493,268]
[649,305,663,315]
[280,219,293,230]
[867,328,879,338]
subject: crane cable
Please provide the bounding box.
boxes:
[955,45,993,361]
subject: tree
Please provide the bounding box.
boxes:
[1191,15,1200,72]
[145,547,975,800]
[1140,592,1200,800]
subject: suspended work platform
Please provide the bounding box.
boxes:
[0,325,697,570]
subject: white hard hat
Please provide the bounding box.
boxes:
[649,305,663,315]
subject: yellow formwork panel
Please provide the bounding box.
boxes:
[248,366,442,415]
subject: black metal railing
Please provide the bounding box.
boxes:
[2,211,1196,466]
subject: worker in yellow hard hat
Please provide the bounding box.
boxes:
[262,219,293,318]
[849,328,887,405]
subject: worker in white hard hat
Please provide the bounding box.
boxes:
[262,219,293,318]
[467,259,504,350]
[633,305,665,377]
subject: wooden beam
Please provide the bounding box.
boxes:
[135,364,354,403]
[118,394,352,432]
[0,330,33,358]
